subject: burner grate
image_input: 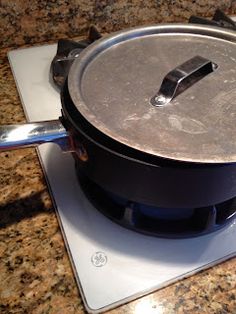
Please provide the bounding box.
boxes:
[51,25,102,89]
[189,9,236,30]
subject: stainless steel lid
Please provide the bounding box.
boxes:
[68,24,236,163]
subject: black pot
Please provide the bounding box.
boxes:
[1,24,236,209]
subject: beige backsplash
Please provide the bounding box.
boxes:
[0,0,236,48]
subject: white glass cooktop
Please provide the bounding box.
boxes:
[8,42,236,314]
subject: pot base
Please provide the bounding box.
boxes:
[77,170,236,239]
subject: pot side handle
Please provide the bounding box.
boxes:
[0,119,71,152]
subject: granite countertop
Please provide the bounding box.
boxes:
[0,40,236,314]
[1,1,236,49]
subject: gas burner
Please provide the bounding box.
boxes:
[52,9,236,239]
[51,25,102,89]
[189,9,236,30]
[77,167,236,238]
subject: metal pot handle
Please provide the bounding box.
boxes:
[150,55,218,107]
[0,119,71,152]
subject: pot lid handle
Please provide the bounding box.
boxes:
[150,55,218,107]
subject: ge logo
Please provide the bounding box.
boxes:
[91,252,107,267]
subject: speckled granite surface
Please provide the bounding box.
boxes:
[0,40,236,313]
[0,0,236,48]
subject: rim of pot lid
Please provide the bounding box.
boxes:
[68,24,236,164]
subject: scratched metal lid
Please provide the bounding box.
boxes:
[68,24,236,163]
